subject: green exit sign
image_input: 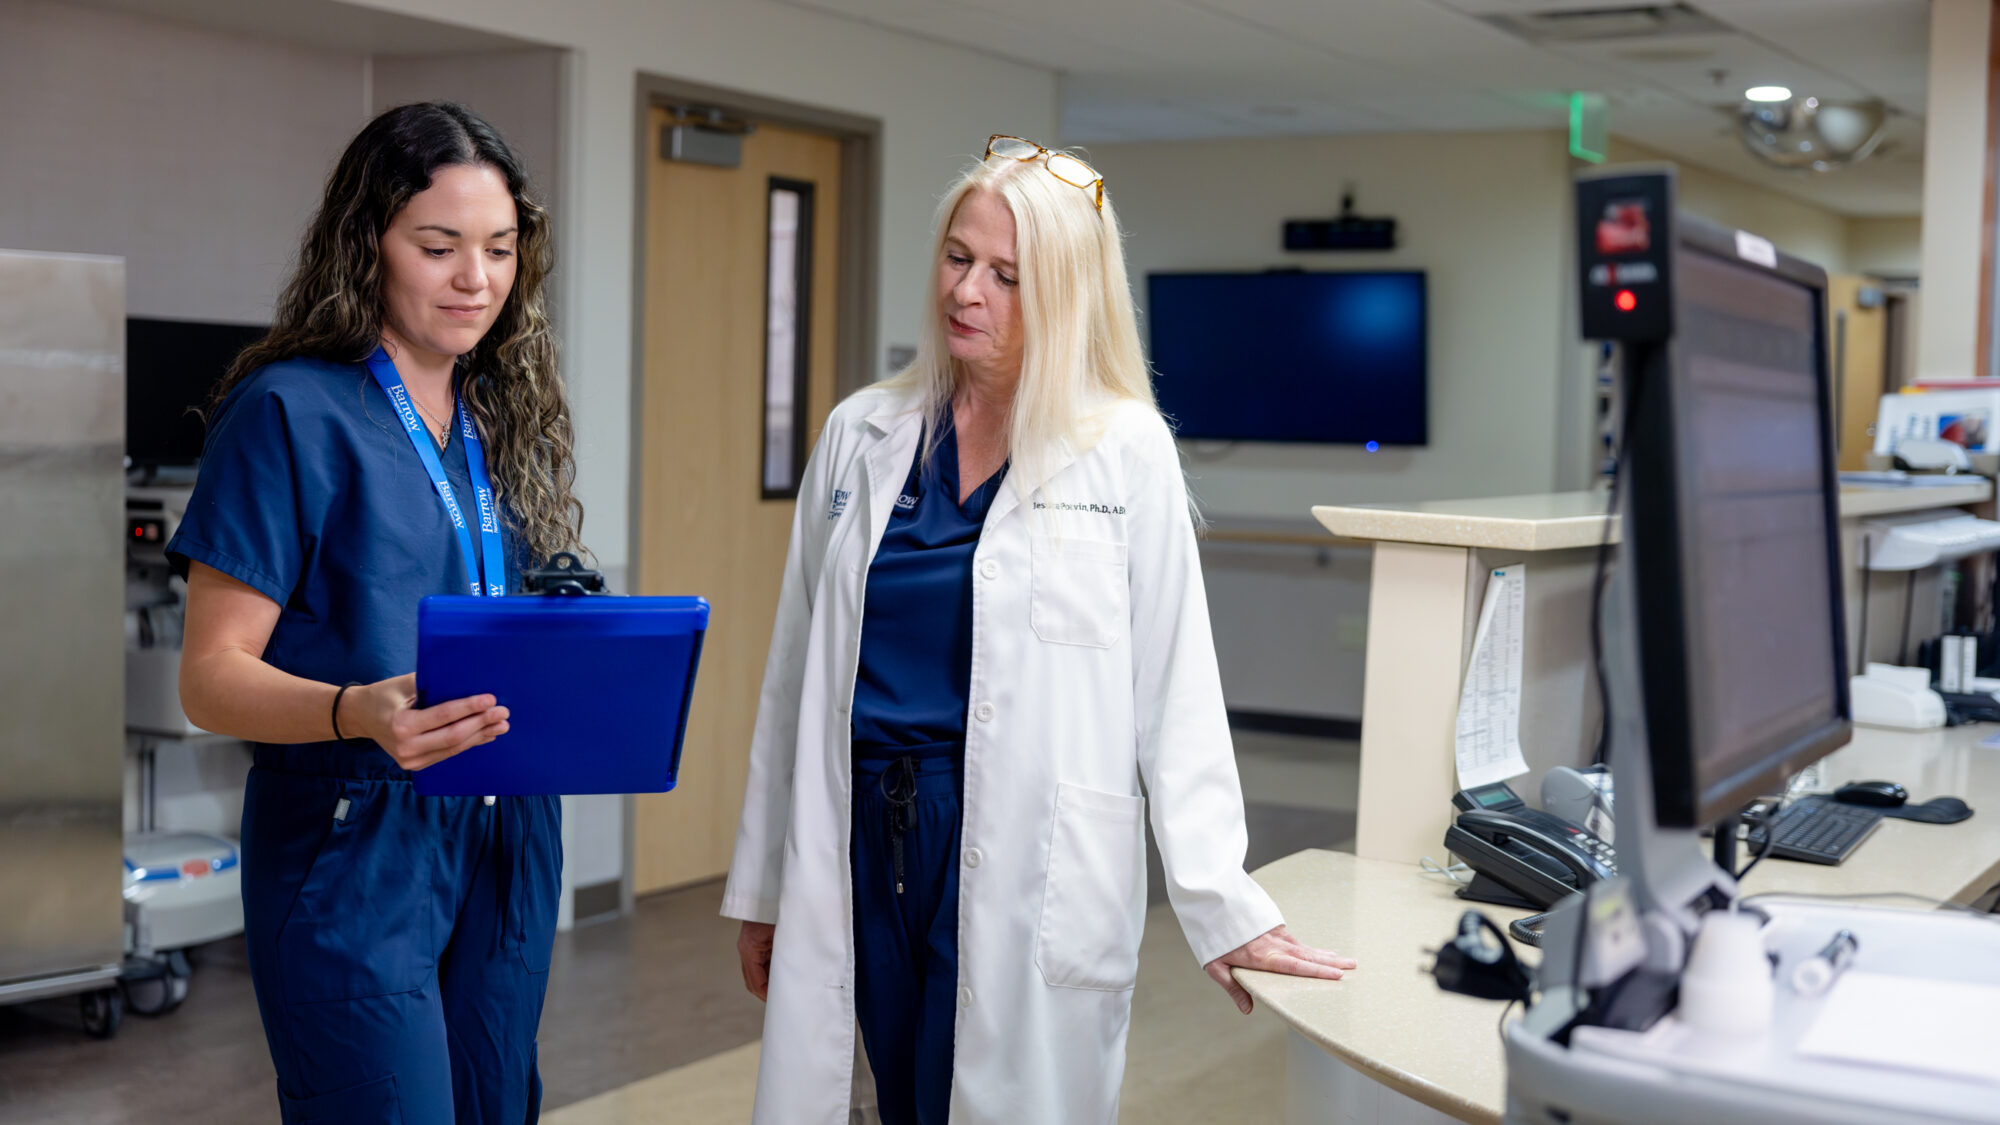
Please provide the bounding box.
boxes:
[1570,92,1608,163]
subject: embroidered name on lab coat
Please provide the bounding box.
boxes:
[1033,501,1127,515]
[828,489,851,521]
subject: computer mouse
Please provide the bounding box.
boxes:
[1833,780,1909,808]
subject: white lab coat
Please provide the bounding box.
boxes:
[721,382,1283,1125]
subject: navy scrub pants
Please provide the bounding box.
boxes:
[851,753,964,1125]
[240,745,561,1124]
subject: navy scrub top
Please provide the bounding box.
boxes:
[168,358,527,754]
[850,410,1008,761]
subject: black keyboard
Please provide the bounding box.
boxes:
[1744,797,1884,865]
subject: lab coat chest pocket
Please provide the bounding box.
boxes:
[1035,782,1146,991]
[1029,533,1128,648]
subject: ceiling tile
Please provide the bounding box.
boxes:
[778,0,1929,213]
[1172,0,1526,60]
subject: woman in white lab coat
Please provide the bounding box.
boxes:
[722,135,1356,1125]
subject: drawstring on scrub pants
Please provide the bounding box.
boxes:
[880,755,920,895]
[488,795,528,958]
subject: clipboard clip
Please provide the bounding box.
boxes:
[520,551,606,596]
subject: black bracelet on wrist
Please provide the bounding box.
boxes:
[331,681,363,743]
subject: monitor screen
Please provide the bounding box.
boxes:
[1674,247,1845,820]
[127,318,267,467]
[1147,271,1426,445]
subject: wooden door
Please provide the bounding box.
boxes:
[1827,274,1888,471]
[635,111,842,894]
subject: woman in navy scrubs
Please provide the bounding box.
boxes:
[171,103,580,1124]
[844,405,1010,1118]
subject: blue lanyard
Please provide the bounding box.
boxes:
[365,346,507,597]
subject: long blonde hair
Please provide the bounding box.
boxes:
[883,146,1158,506]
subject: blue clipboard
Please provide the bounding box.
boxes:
[413,593,708,796]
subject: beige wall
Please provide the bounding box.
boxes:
[1849,216,1923,277]
[1088,130,1580,520]
[1092,130,1581,724]
[1097,129,1923,526]
[371,49,566,210]
[1608,137,1922,282]
[1105,126,1923,722]
[1607,136,1857,273]
[1919,0,1992,381]
[0,0,367,323]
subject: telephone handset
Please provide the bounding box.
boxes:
[1444,781,1617,910]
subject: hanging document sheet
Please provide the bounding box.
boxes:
[1456,565,1529,790]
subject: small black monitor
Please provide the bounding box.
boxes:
[1578,170,1851,829]
[126,317,267,468]
[1147,270,1427,445]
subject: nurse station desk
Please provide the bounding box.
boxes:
[1236,487,2000,1125]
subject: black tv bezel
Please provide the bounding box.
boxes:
[1145,268,1429,447]
[1625,214,1853,830]
[125,316,268,469]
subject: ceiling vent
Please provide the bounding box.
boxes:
[1478,4,1731,45]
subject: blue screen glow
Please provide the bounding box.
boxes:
[1148,271,1427,445]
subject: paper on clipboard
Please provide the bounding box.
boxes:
[1456,565,1530,791]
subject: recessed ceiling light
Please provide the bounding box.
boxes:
[1745,86,1792,103]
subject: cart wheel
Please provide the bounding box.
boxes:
[123,973,183,1016]
[124,952,193,1017]
[80,988,123,1039]
[164,951,191,1011]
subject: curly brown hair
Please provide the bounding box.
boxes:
[211,101,581,563]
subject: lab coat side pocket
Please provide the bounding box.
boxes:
[1035,782,1146,991]
[1029,534,1128,648]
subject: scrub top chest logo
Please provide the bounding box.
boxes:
[895,492,918,512]
[828,488,851,521]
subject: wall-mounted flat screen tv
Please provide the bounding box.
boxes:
[1148,271,1427,445]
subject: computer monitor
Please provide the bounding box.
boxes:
[127,317,267,468]
[1577,170,1852,830]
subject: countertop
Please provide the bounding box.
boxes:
[1310,480,1994,551]
[1236,722,2000,1124]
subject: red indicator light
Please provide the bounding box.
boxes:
[133,527,144,538]
[1614,289,1638,312]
